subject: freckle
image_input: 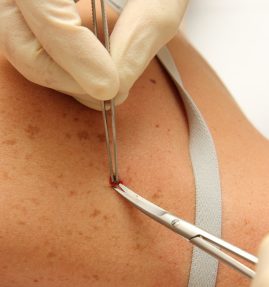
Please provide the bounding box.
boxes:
[65,133,72,139]
[159,255,163,260]
[97,133,105,143]
[47,251,56,258]
[25,153,32,160]
[78,231,84,236]
[93,274,99,281]
[86,190,92,194]
[38,215,50,223]
[167,128,171,132]
[103,215,109,221]
[69,190,77,197]
[73,117,79,122]
[62,112,67,118]
[50,181,58,189]
[150,78,156,84]
[83,274,91,280]
[2,265,8,270]
[93,225,99,231]
[90,209,101,218]
[134,243,142,251]
[66,229,73,236]
[152,192,161,200]
[84,235,92,240]
[1,171,10,180]
[77,130,90,140]
[25,124,40,139]
[2,139,17,145]
[57,173,63,179]
[33,279,39,283]
[30,198,40,206]
[17,220,26,225]
[155,124,160,128]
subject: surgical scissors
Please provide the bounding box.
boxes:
[113,183,258,279]
[91,0,119,183]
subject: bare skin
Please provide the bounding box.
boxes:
[0,3,269,287]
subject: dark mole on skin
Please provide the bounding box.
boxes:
[33,279,39,283]
[155,124,160,128]
[25,124,40,139]
[77,130,90,140]
[150,78,156,84]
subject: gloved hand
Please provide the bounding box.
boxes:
[0,0,119,110]
[0,0,188,110]
[110,0,189,106]
[251,235,269,287]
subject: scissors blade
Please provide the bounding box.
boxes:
[114,183,257,278]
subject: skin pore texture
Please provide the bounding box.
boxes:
[1,3,269,287]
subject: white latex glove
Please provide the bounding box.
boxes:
[109,0,189,106]
[251,235,269,287]
[79,0,189,108]
[0,0,119,110]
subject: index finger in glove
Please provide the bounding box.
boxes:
[110,0,188,105]
[15,0,119,101]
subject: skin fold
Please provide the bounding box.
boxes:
[0,3,269,287]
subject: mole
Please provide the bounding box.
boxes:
[150,78,157,84]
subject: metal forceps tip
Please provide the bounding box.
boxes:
[91,0,119,184]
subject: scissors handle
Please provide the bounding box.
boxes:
[188,236,255,278]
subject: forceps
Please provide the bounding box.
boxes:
[113,183,258,279]
[91,0,119,183]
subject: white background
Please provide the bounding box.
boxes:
[182,0,269,139]
[108,0,269,138]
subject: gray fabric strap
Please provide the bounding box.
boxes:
[106,1,222,286]
[157,47,222,287]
